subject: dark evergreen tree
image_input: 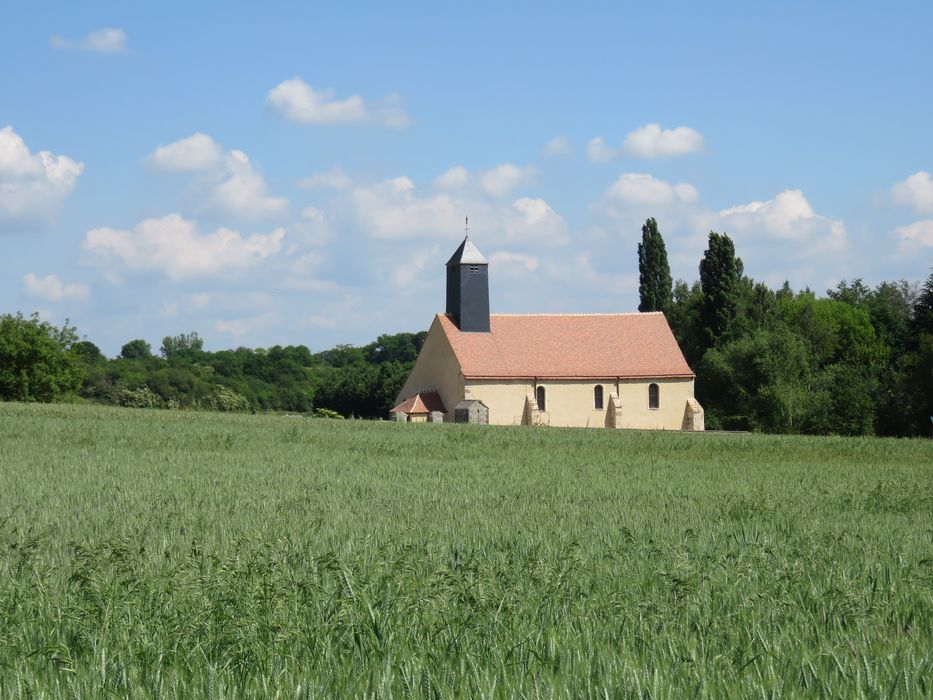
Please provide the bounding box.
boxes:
[911,269,933,340]
[667,279,704,368]
[637,218,673,313]
[698,231,742,346]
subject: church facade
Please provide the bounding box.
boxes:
[391,236,704,431]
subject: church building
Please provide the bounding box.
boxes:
[391,233,704,430]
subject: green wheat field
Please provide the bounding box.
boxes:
[0,402,931,698]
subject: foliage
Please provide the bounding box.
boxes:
[73,340,106,365]
[700,327,812,432]
[656,231,927,436]
[637,217,672,313]
[0,403,930,696]
[160,332,204,361]
[120,338,152,360]
[698,231,742,347]
[203,385,250,412]
[0,312,83,402]
[912,269,933,339]
[112,384,162,409]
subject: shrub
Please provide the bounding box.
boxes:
[203,385,250,412]
[113,385,162,409]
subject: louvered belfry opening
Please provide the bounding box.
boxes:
[446,233,490,333]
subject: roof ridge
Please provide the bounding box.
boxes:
[490,311,663,317]
[438,312,667,319]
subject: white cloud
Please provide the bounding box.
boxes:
[591,172,848,289]
[298,296,360,329]
[0,126,83,230]
[573,252,638,293]
[489,251,539,272]
[146,134,288,221]
[622,124,704,159]
[83,214,286,280]
[435,165,469,190]
[892,219,933,254]
[393,245,441,287]
[480,163,533,198]
[214,312,280,338]
[298,314,337,329]
[345,170,565,246]
[298,167,352,190]
[719,189,846,247]
[604,173,699,205]
[102,270,124,286]
[267,77,410,128]
[586,137,615,163]
[543,136,571,157]
[891,171,933,214]
[351,176,458,239]
[50,27,127,53]
[23,273,89,302]
[207,150,289,220]
[185,290,273,312]
[507,197,569,245]
[147,133,222,172]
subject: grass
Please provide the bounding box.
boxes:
[0,402,931,698]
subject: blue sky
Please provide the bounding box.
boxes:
[2,1,932,355]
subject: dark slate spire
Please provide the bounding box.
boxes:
[446,219,490,332]
[445,236,488,266]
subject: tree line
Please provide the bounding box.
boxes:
[2,223,931,435]
[637,217,933,436]
[0,316,425,419]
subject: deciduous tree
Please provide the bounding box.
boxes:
[0,313,83,402]
[120,339,152,360]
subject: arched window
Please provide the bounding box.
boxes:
[648,383,660,409]
[594,385,604,410]
[536,385,546,411]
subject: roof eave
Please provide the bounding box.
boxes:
[463,373,695,381]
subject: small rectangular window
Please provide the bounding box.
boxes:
[470,266,479,272]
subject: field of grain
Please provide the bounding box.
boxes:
[0,402,930,697]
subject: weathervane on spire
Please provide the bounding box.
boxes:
[464,216,470,239]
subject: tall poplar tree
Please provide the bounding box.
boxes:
[698,231,742,346]
[637,217,673,313]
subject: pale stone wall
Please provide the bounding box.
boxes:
[393,318,464,421]
[615,378,696,430]
[464,380,530,425]
[682,397,704,432]
[465,377,697,430]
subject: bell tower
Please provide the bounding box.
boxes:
[446,217,490,332]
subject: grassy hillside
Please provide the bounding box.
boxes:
[0,403,930,697]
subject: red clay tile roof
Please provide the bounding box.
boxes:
[436,312,693,380]
[390,391,447,415]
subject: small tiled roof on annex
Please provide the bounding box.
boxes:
[390,391,447,415]
[436,312,693,380]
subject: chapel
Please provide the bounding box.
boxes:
[391,232,704,430]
